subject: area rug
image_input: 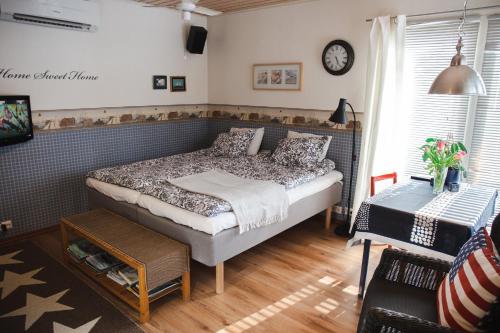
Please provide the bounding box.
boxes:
[0,242,143,333]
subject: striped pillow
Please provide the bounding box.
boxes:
[437,228,500,332]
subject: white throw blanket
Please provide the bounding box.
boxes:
[169,170,289,233]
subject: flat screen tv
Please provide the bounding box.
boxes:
[0,95,34,147]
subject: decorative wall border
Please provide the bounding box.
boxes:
[32,104,208,130]
[32,104,362,132]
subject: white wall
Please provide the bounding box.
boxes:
[0,0,208,111]
[207,0,499,114]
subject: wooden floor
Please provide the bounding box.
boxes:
[30,216,383,333]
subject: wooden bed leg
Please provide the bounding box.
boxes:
[216,262,224,294]
[325,207,333,230]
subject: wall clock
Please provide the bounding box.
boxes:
[322,40,355,76]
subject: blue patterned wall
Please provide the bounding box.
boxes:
[207,119,362,215]
[0,118,360,239]
[0,119,209,238]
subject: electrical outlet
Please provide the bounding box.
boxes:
[1,220,13,232]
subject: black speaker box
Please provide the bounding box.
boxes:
[186,26,208,54]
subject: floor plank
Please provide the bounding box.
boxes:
[29,216,383,333]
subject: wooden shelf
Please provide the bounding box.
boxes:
[60,209,190,323]
[65,251,182,311]
[66,254,140,309]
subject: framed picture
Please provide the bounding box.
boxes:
[170,76,186,92]
[152,75,167,90]
[253,63,302,91]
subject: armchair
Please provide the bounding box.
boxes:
[357,214,500,333]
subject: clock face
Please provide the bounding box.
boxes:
[322,40,354,76]
[325,45,348,71]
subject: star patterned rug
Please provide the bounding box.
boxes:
[0,242,143,333]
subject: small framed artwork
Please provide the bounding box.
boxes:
[253,63,302,91]
[153,75,167,90]
[170,76,186,92]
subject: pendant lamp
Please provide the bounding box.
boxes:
[429,0,486,96]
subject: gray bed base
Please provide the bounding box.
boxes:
[87,182,342,291]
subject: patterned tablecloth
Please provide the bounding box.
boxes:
[350,180,498,260]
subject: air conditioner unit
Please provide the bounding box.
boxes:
[0,0,100,32]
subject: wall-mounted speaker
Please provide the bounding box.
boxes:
[186,26,207,54]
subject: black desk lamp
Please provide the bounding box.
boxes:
[329,98,356,237]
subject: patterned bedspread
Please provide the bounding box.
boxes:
[87,149,336,217]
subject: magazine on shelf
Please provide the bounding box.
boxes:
[67,248,83,263]
[117,266,138,285]
[106,265,138,286]
[106,269,128,286]
[85,252,122,272]
[127,279,181,299]
[67,239,102,261]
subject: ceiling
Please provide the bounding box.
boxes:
[135,0,301,14]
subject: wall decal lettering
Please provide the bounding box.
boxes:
[0,68,99,81]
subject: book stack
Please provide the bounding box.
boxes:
[106,266,138,286]
[106,269,127,286]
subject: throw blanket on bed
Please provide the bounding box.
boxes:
[87,150,336,217]
[170,170,289,233]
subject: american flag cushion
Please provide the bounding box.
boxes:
[437,227,500,332]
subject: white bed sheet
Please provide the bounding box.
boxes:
[86,170,343,236]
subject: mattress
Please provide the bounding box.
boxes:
[86,170,343,236]
[87,150,337,218]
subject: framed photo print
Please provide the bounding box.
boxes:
[153,75,167,90]
[253,63,302,91]
[170,76,186,92]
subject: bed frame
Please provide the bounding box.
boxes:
[87,182,342,293]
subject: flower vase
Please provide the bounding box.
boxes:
[433,166,448,194]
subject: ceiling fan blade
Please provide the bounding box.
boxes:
[193,6,222,16]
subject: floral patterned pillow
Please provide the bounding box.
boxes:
[210,130,256,158]
[271,137,328,167]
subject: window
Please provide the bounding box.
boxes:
[404,16,500,189]
[468,18,500,188]
[404,19,479,177]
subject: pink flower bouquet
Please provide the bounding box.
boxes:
[420,138,468,193]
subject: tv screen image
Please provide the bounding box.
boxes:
[0,95,34,146]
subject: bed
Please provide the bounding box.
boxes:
[86,148,343,293]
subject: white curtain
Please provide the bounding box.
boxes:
[350,15,409,229]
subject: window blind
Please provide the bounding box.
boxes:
[404,20,480,177]
[467,17,500,188]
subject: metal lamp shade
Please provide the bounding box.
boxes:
[329,98,348,124]
[429,64,486,96]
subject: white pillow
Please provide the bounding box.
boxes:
[230,127,264,155]
[287,130,332,162]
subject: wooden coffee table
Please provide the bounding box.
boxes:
[60,209,190,323]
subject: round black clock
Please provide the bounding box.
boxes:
[322,40,355,76]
